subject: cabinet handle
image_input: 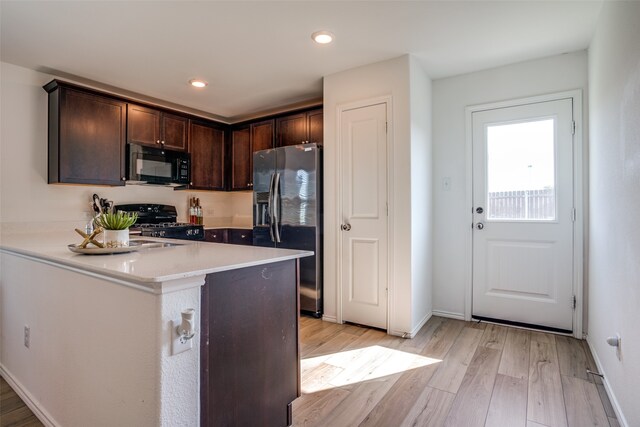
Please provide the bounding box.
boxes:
[121,176,126,181]
[190,182,193,186]
[161,140,165,145]
[241,235,246,238]
[156,140,160,144]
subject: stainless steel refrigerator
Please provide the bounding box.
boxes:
[253,143,323,317]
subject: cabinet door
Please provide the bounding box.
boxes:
[162,113,188,151]
[190,121,225,190]
[307,109,323,145]
[228,229,253,245]
[200,260,298,426]
[127,104,161,148]
[205,229,227,243]
[230,127,251,190]
[251,119,274,152]
[55,88,126,185]
[276,113,307,147]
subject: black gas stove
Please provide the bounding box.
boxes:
[114,204,204,241]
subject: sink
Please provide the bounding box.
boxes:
[131,239,184,248]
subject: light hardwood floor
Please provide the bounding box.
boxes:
[0,316,619,427]
[294,315,618,427]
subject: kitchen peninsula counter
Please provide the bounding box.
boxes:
[0,230,310,427]
[0,230,311,292]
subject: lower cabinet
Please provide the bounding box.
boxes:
[204,228,252,245]
[200,260,300,426]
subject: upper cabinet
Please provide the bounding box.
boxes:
[127,104,189,151]
[276,108,323,147]
[230,119,275,191]
[230,126,251,191]
[43,80,321,191]
[190,120,226,191]
[307,109,323,146]
[45,81,126,186]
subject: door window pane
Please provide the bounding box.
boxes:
[486,119,556,220]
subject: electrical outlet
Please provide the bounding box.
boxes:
[171,319,193,356]
[24,325,30,348]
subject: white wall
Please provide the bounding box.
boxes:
[587,2,640,426]
[323,55,431,336]
[0,252,201,427]
[409,57,433,330]
[432,52,588,318]
[0,61,250,231]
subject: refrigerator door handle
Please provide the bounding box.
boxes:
[273,172,282,243]
[268,173,276,242]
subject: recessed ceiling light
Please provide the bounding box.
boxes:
[311,31,334,44]
[189,79,208,88]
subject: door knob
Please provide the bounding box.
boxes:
[340,223,352,231]
[476,207,484,214]
[476,223,484,230]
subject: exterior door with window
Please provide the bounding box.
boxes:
[472,98,574,331]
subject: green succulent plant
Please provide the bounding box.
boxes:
[95,211,138,230]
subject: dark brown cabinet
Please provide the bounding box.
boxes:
[230,126,251,190]
[44,79,320,192]
[204,228,253,245]
[190,121,226,190]
[276,108,323,147]
[307,108,324,145]
[200,260,299,426]
[127,104,188,151]
[230,119,274,191]
[45,81,126,186]
[227,229,253,245]
[204,229,227,243]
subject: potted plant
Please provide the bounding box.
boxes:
[95,211,138,248]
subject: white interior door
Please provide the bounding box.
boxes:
[472,98,575,331]
[340,102,388,329]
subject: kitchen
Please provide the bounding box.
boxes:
[2,1,640,427]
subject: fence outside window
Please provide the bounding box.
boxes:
[487,188,555,220]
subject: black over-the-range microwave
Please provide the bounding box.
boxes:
[126,143,190,186]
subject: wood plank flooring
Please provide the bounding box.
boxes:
[0,375,42,427]
[294,316,619,427]
[0,316,620,427]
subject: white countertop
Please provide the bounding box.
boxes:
[0,230,312,290]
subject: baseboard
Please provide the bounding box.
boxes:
[0,364,59,427]
[388,311,432,338]
[585,337,629,427]
[321,314,338,323]
[432,310,465,321]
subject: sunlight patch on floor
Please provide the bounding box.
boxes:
[301,345,441,394]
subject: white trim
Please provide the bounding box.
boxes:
[585,337,629,427]
[0,364,59,427]
[321,314,338,324]
[432,310,466,321]
[464,90,585,338]
[335,95,393,332]
[389,311,432,338]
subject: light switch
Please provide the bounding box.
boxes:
[442,177,452,191]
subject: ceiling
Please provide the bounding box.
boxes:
[1,1,603,121]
